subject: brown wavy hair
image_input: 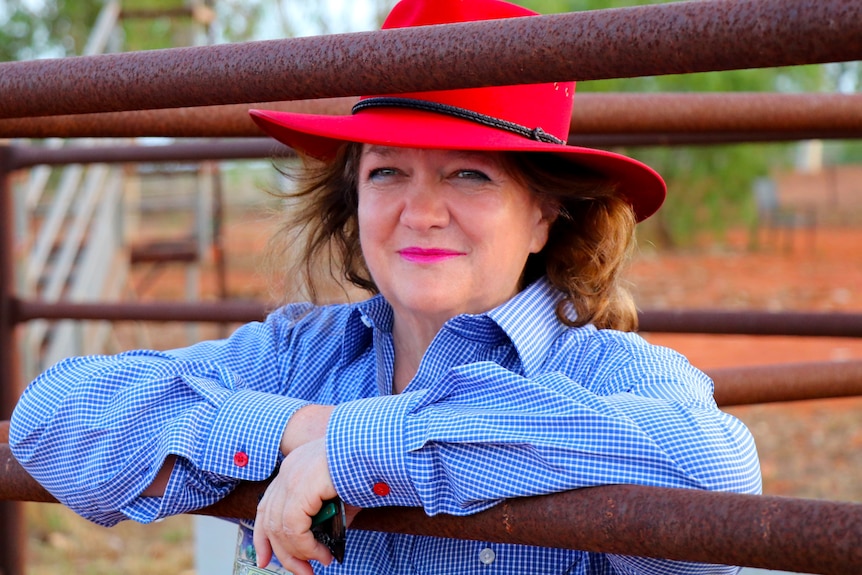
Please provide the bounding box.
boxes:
[265,142,639,331]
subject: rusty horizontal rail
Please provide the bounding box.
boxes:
[2,93,862,142]
[1,0,861,119]
[0,98,354,140]
[712,360,862,407]
[14,299,269,324]
[4,140,289,171]
[574,130,862,147]
[13,298,862,338]
[0,440,859,574]
[12,299,862,406]
[639,309,862,338]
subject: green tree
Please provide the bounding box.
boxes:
[0,0,252,60]
[0,0,101,60]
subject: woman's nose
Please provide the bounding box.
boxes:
[399,182,450,230]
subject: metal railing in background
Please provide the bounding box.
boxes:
[1,0,862,573]
[1,0,860,118]
[3,92,862,144]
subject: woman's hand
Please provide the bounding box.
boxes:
[254,438,336,575]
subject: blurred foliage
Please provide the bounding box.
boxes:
[0,0,215,59]
[0,0,98,59]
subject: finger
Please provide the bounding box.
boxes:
[269,529,333,570]
[252,502,274,568]
[252,519,274,568]
[277,555,316,575]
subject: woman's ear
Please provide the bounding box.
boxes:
[529,199,559,254]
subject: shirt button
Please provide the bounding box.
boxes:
[233,451,249,467]
[372,481,390,497]
[478,547,496,565]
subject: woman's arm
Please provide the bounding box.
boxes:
[326,360,760,515]
[140,402,336,499]
[9,306,334,526]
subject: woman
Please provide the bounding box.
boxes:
[10,0,761,574]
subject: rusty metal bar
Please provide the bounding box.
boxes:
[14,299,268,323]
[6,140,289,171]
[0,441,859,574]
[639,309,862,338]
[711,360,862,407]
[0,99,338,139]
[13,299,862,405]
[2,93,862,141]
[12,299,862,338]
[0,98,353,140]
[571,92,862,137]
[10,294,862,405]
[1,0,861,119]
[0,148,25,575]
[571,130,862,147]
[351,486,862,575]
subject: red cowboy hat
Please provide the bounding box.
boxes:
[250,0,666,222]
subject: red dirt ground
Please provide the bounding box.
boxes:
[628,227,862,369]
[625,227,862,502]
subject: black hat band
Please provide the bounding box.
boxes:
[352,97,567,146]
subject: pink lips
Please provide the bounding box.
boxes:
[398,247,464,263]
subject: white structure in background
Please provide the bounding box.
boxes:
[796,139,823,174]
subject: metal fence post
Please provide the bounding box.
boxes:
[0,144,25,575]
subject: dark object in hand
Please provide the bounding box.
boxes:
[311,498,346,563]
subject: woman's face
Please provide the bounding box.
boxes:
[357,145,552,328]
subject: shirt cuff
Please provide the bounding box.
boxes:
[200,389,310,481]
[326,393,423,509]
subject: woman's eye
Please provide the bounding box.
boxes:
[368,167,398,181]
[454,169,491,181]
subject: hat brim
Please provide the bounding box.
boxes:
[250,107,666,222]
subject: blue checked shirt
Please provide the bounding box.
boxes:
[11,278,761,574]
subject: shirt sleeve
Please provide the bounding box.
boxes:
[9,307,321,526]
[326,339,761,517]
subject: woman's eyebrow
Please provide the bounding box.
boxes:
[361,146,501,168]
[363,145,396,158]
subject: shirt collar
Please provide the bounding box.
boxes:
[342,278,568,376]
[339,295,392,365]
[485,277,569,377]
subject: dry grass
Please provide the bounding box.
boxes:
[25,504,194,575]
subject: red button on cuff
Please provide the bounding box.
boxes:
[233,451,249,468]
[372,481,390,497]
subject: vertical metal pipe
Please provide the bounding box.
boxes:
[0,145,25,575]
